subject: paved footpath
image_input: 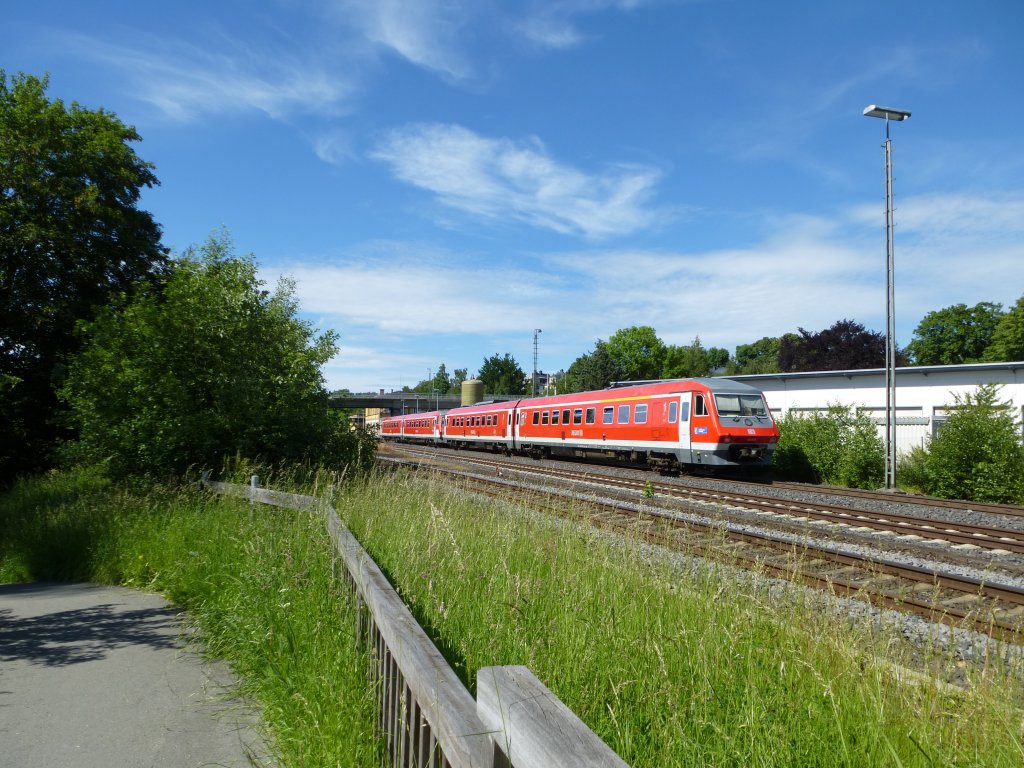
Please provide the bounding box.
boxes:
[0,582,274,768]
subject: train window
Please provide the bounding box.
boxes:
[520,412,526,425]
[681,403,690,421]
[542,411,549,425]
[618,404,629,424]
[573,409,583,424]
[551,410,560,425]
[668,402,678,423]
[715,394,769,418]
[695,395,708,417]
[586,407,596,424]
[532,411,540,425]
[562,409,571,424]
[603,406,614,424]
[636,404,648,424]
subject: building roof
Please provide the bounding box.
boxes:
[730,361,1024,383]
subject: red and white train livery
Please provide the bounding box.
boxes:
[382,378,777,471]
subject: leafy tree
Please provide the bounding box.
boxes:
[449,367,469,394]
[1,72,167,481]
[985,293,1024,362]
[779,320,897,372]
[61,233,372,478]
[707,346,730,372]
[564,341,621,393]
[605,326,666,381]
[906,302,1003,365]
[412,364,452,395]
[728,336,784,375]
[924,384,1023,503]
[662,336,731,378]
[477,353,527,395]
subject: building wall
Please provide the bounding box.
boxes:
[732,362,1024,455]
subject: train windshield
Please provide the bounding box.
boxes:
[713,394,771,422]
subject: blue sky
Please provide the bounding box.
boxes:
[5,1,1024,392]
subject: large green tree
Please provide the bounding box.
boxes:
[564,340,621,393]
[728,336,785,375]
[985,294,1024,362]
[477,353,527,395]
[61,234,370,478]
[1,72,167,480]
[662,336,730,378]
[605,325,666,382]
[906,302,1003,365]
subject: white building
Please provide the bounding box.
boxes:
[732,362,1024,455]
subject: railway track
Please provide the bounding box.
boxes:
[381,445,1024,642]
[729,477,1024,519]
[387,445,1024,556]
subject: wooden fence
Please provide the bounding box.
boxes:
[204,476,630,768]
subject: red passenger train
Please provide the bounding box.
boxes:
[381,378,778,472]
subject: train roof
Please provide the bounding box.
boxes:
[444,378,767,413]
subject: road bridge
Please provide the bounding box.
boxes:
[328,392,519,414]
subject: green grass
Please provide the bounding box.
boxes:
[5,465,1024,767]
[338,469,1024,767]
[0,468,383,767]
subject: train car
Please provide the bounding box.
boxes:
[380,410,445,444]
[513,378,777,470]
[443,401,515,452]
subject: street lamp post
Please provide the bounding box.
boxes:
[533,329,542,396]
[863,104,910,490]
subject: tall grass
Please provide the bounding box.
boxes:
[339,469,1024,767]
[0,469,383,767]
[6,466,1024,767]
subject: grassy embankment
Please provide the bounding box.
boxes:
[0,468,382,767]
[3,466,1024,766]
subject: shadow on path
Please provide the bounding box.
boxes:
[0,583,180,667]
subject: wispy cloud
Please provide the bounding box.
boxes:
[55,31,357,122]
[273,190,1024,391]
[333,0,476,80]
[371,123,664,238]
[516,0,652,50]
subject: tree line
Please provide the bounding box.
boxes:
[415,301,1024,398]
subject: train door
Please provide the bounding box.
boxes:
[678,394,692,462]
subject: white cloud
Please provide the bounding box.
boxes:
[334,0,475,80]
[270,189,1024,392]
[58,32,356,122]
[517,0,651,50]
[272,259,559,335]
[372,123,664,238]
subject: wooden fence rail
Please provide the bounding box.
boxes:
[203,476,629,768]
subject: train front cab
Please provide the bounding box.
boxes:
[684,380,777,468]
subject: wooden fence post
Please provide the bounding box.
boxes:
[477,666,630,768]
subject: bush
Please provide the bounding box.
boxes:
[924,384,1024,503]
[61,232,376,479]
[773,406,884,489]
[895,445,930,494]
